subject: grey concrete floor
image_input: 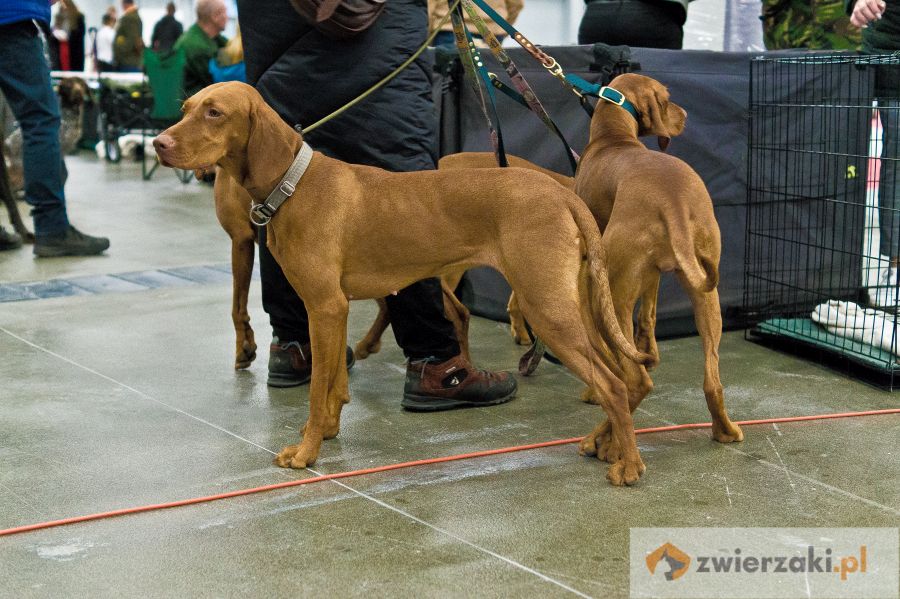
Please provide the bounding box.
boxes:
[1,156,899,598]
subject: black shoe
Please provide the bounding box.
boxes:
[0,226,22,251]
[267,337,356,388]
[34,225,109,257]
[402,354,517,412]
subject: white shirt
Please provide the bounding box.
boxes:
[96,25,115,64]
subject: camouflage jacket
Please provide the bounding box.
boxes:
[763,0,861,50]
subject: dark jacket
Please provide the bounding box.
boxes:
[236,0,437,172]
[583,0,692,25]
[844,0,900,96]
[152,14,183,52]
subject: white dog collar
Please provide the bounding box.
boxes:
[249,141,314,226]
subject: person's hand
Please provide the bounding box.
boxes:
[850,0,887,28]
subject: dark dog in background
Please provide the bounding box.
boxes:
[4,76,90,195]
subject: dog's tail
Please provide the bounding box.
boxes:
[665,204,719,294]
[567,198,654,367]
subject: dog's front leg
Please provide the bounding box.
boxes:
[230,236,257,369]
[215,172,257,369]
[275,297,350,469]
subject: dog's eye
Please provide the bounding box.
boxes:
[206,108,223,118]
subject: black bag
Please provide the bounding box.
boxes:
[290,0,387,39]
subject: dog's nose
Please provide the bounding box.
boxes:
[153,133,175,153]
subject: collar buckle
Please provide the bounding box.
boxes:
[598,86,626,106]
[279,180,296,196]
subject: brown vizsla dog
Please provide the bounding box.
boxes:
[351,151,571,361]
[437,153,575,346]
[573,73,744,462]
[153,82,653,486]
[212,168,470,370]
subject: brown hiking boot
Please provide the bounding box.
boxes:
[267,338,355,388]
[402,355,517,412]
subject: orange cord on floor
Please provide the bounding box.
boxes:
[1,408,898,538]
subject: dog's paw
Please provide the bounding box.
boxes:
[274,444,302,468]
[274,439,320,469]
[234,340,257,370]
[353,339,381,360]
[578,434,598,457]
[712,421,744,443]
[597,433,623,464]
[606,457,645,487]
[510,325,533,346]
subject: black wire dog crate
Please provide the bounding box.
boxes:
[745,52,900,387]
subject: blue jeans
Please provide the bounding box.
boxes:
[0,20,70,236]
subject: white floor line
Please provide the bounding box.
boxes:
[0,326,274,455]
[1,326,592,597]
[533,363,900,517]
[308,467,593,598]
[634,405,900,518]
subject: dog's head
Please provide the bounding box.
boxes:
[153,82,301,186]
[57,77,90,109]
[606,73,686,151]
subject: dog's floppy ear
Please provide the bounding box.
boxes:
[638,86,686,152]
[242,93,300,192]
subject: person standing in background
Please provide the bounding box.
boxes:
[578,0,692,48]
[0,0,110,256]
[151,2,182,52]
[428,0,523,47]
[61,0,86,71]
[113,0,142,72]
[48,11,69,70]
[95,12,116,71]
[847,0,900,306]
[173,0,227,97]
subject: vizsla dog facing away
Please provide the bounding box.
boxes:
[433,74,744,462]
[154,82,653,486]
[573,73,743,461]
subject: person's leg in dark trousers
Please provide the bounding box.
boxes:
[0,20,108,256]
[0,21,69,237]
[384,278,459,361]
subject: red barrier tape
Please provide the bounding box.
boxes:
[2,408,898,538]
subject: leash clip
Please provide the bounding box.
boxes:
[249,203,274,227]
